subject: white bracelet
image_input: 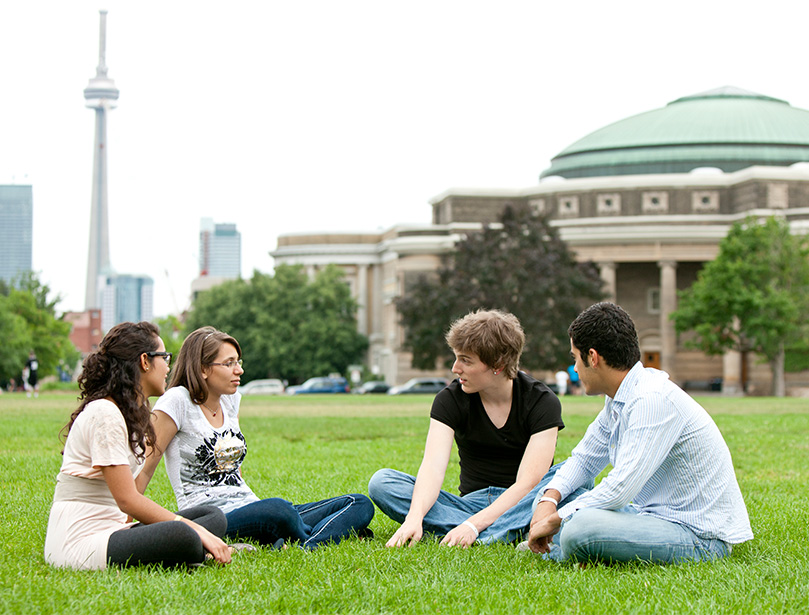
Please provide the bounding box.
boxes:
[538,495,559,506]
[461,520,479,537]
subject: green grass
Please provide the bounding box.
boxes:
[1,392,807,614]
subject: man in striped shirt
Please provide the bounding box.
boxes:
[527,302,753,564]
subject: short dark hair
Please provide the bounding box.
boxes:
[568,302,640,370]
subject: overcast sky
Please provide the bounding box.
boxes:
[2,1,808,318]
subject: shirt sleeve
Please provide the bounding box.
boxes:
[555,392,685,519]
[87,403,132,467]
[429,384,463,431]
[153,387,186,431]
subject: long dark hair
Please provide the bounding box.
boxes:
[61,321,160,460]
[168,326,241,405]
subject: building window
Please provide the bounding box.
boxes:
[529,198,547,215]
[692,190,719,212]
[648,288,661,314]
[558,196,579,217]
[597,193,621,215]
[642,191,669,213]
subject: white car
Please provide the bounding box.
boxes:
[238,379,285,395]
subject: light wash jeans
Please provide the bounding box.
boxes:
[544,505,732,564]
[368,461,592,544]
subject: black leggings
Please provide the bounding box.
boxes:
[107,505,227,567]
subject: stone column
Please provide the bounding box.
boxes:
[722,350,743,396]
[356,264,368,336]
[658,260,678,377]
[598,261,617,302]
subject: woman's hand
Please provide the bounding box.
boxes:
[192,523,232,564]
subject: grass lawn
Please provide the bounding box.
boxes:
[0,392,806,614]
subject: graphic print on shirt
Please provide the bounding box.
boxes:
[192,429,247,486]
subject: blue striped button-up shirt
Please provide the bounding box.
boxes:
[547,362,753,544]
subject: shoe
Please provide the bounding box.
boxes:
[229,543,258,555]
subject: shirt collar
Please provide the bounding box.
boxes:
[609,361,646,407]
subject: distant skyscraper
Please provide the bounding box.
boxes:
[199,218,241,278]
[84,10,119,309]
[99,273,154,332]
[0,185,33,284]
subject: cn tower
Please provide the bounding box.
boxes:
[83,10,119,309]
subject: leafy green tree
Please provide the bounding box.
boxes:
[185,264,368,384]
[154,314,184,358]
[396,205,605,372]
[0,296,31,384]
[0,272,80,384]
[672,216,809,396]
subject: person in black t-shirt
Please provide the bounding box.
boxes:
[369,310,590,547]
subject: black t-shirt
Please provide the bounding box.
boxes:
[430,371,564,496]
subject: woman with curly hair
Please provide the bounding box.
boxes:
[44,322,231,570]
[139,326,374,550]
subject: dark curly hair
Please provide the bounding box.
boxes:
[168,326,241,405]
[61,321,160,460]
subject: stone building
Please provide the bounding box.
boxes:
[272,87,809,392]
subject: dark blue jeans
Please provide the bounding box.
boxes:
[225,494,374,549]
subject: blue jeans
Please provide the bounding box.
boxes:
[368,461,591,544]
[225,494,374,549]
[547,506,731,564]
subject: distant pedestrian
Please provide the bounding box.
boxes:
[554,369,569,396]
[566,363,580,395]
[26,351,40,398]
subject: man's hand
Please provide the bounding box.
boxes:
[385,517,424,548]
[527,503,561,554]
[440,522,478,548]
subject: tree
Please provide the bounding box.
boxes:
[0,272,80,385]
[396,205,605,372]
[672,216,809,396]
[184,264,368,384]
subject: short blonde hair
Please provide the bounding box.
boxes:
[445,309,524,379]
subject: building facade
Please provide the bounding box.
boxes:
[0,185,33,285]
[272,88,809,393]
[99,273,154,332]
[191,218,242,301]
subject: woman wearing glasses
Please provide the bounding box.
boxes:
[141,326,374,550]
[44,322,231,570]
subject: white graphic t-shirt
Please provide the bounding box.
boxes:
[154,387,258,514]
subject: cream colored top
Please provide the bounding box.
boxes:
[44,399,140,570]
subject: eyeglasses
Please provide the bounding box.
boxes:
[209,359,243,370]
[146,351,173,365]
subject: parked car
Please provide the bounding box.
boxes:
[287,376,350,394]
[387,377,448,395]
[238,379,285,395]
[357,380,390,394]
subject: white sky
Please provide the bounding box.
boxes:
[2,1,809,317]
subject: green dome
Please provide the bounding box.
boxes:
[541,87,809,179]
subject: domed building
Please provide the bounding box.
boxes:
[272,87,809,393]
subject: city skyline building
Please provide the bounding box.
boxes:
[99,273,154,333]
[191,218,242,301]
[199,217,242,277]
[83,10,119,309]
[0,185,33,285]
